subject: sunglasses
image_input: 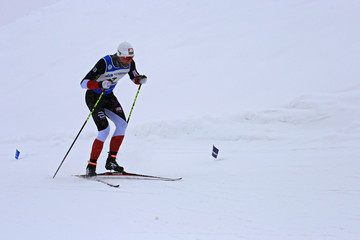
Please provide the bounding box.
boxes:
[124,56,134,60]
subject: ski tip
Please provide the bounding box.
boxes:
[103,182,120,188]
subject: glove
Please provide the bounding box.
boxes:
[100,80,112,89]
[138,75,147,84]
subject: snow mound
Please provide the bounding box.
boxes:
[130,87,360,145]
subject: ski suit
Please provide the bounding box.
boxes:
[81,54,142,163]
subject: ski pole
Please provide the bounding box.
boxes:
[53,91,104,179]
[127,84,142,124]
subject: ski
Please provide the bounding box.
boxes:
[76,171,182,181]
[97,171,182,181]
[74,175,120,188]
[94,178,120,188]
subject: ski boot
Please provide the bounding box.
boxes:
[86,159,97,176]
[105,152,124,173]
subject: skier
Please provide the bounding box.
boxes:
[80,41,147,176]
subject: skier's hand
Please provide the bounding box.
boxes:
[100,80,112,89]
[138,75,147,84]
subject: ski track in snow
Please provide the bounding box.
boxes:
[1,0,360,240]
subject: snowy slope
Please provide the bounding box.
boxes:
[1,0,360,239]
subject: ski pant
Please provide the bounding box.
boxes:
[85,90,127,142]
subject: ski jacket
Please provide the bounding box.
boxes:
[81,54,140,94]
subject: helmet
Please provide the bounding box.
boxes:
[116,41,134,57]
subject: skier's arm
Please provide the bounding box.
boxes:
[128,60,147,85]
[81,59,107,90]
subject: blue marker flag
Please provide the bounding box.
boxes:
[212,145,219,158]
[15,149,20,160]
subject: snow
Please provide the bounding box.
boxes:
[1,0,360,239]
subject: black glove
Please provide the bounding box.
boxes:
[138,75,147,84]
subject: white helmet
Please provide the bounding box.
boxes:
[116,41,134,57]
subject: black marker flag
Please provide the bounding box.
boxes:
[212,145,219,159]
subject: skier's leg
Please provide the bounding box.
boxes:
[85,91,110,175]
[104,106,127,172]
